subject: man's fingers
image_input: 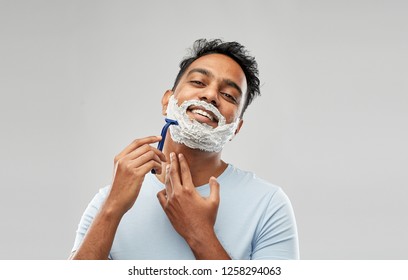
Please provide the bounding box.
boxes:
[151,146,167,162]
[164,164,172,196]
[131,135,162,147]
[126,144,167,163]
[116,141,167,176]
[127,147,163,167]
[178,153,193,187]
[157,189,167,208]
[209,176,220,203]
[168,152,181,189]
[115,136,162,162]
[128,159,163,177]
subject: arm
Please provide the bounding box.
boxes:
[69,201,123,260]
[157,153,230,260]
[251,188,299,260]
[70,136,166,260]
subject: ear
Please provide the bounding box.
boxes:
[230,119,244,141]
[161,90,173,116]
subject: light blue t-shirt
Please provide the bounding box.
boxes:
[72,164,299,259]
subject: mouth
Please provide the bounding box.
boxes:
[187,106,219,127]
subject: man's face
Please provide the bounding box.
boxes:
[170,54,248,128]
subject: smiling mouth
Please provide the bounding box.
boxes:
[187,106,219,124]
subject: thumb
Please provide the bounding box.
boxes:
[157,189,168,209]
[209,176,220,203]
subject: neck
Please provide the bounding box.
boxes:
[155,132,227,187]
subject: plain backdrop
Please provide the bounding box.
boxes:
[0,0,407,259]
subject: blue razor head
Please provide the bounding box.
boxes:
[151,118,179,174]
[157,118,178,151]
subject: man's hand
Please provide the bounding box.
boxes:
[70,136,166,260]
[157,153,229,259]
[107,136,166,216]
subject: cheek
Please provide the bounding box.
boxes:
[174,84,194,98]
[223,107,240,123]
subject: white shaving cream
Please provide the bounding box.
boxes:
[166,95,240,152]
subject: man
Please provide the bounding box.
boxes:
[70,39,299,260]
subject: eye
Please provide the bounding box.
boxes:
[221,92,237,104]
[190,80,206,86]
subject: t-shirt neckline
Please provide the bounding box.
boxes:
[148,163,234,190]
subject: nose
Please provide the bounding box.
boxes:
[198,86,219,107]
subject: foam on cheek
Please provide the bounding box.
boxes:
[166,96,239,152]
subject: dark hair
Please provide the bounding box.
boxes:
[172,39,260,117]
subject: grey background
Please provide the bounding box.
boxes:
[1,0,407,259]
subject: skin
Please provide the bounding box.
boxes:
[70,53,247,260]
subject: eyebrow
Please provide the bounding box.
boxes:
[187,68,243,96]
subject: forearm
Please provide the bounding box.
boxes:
[70,203,123,260]
[187,230,231,260]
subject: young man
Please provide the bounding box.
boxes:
[70,39,299,260]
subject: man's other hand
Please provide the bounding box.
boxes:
[157,152,220,246]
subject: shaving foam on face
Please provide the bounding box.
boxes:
[166,95,240,152]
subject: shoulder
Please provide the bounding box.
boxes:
[87,185,111,209]
[219,165,292,210]
[223,164,282,194]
